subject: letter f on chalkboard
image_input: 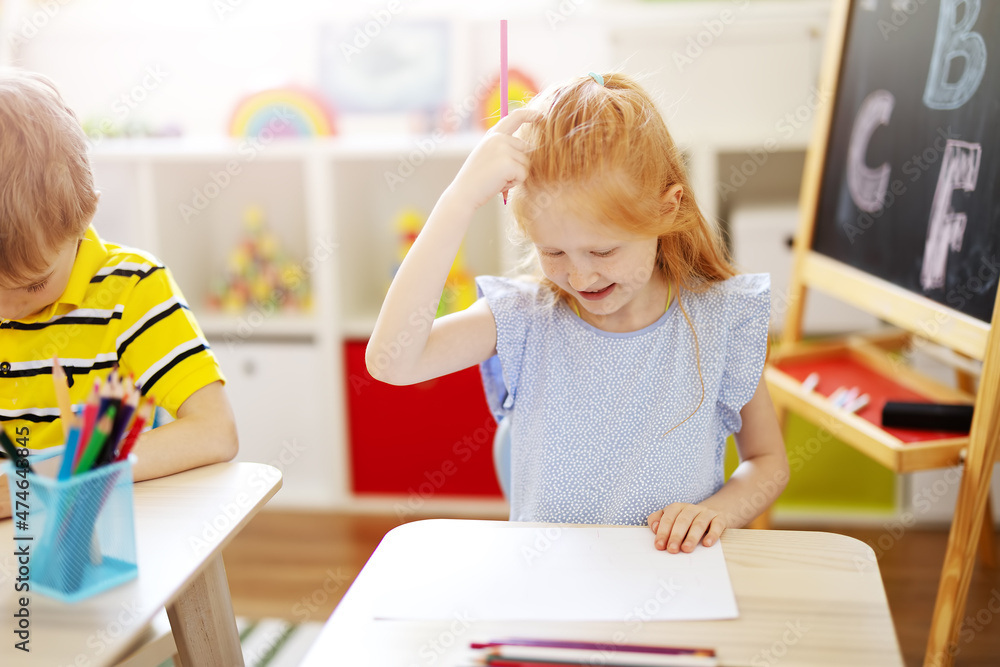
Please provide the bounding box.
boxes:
[921,140,982,291]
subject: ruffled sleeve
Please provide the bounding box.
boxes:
[475,276,539,422]
[716,273,771,435]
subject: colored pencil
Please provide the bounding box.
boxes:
[114,398,152,462]
[74,406,116,475]
[100,381,138,465]
[472,639,716,657]
[97,369,122,428]
[484,647,716,667]
[52,357,76,437]
[500,18,509,205]
[57,425,82,481]
[0,427,34,474]
[77,378,101,468]
[500,20,508,118]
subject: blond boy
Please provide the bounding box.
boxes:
[0,69,237,515]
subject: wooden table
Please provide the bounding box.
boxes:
[0,462,281,666]
[302,520,904,666]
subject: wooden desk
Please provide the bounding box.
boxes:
[0,462,281,666]
[302,520,904,667]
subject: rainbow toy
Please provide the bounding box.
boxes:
[228,87,336,138]
[479,68,539,130]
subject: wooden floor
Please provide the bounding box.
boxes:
[222,511,1000,667]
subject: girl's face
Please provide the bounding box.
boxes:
[524,201,669,332]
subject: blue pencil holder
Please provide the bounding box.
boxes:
[5,456,138,603]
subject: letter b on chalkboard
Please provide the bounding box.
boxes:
[923,0,987,110]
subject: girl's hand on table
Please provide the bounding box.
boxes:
[648,502,728,552]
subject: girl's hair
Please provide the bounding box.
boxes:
[509,72,735,297]
[0,68,98,288]
[508,73,740,435]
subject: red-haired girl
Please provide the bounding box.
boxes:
[369,73,787,553]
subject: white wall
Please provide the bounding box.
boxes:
[1,1,832,142]
[1,0,615,137]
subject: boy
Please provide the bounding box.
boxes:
[0,68,237,515]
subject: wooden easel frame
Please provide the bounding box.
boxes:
[770,1,1000,665]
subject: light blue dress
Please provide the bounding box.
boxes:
[476,273,770,525]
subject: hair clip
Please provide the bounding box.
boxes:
[587,72,605,86]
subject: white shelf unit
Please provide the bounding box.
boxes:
[81,2,838,513]
[329,138,507,339]
[89,135,511,512]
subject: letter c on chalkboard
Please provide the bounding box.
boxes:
[847,89,895,213]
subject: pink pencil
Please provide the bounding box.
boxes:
[500,20,508,118]
[500,19,509,205]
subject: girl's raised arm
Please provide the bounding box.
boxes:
[366,108,540,386]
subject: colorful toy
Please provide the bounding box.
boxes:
[206,206,312,314]
[228,87,336,138]
[393,209,476,317]
[479,68,539,130]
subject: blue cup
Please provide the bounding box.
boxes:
[5,455,138,603]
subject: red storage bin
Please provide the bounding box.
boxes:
[344,340,501,498]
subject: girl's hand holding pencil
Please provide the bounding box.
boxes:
[367,108,540,386]
[446,108,540,212]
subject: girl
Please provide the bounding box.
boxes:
[368,72,787,554]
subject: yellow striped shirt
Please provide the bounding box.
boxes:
[0,226,225,450]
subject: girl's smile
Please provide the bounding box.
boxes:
[524,200,670,333]
[577,283,616,300]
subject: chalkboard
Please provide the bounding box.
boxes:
[812,0,1000,323]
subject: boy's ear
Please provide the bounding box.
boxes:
[661,184,683,216]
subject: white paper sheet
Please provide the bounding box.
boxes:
[370,520,738,622]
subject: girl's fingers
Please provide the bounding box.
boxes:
[503,162,529,190]
[703,518,726,547]
[647,509,664,533]
[506,135,532,155]
[666,506,700,553]
[652,505,724,552]
[682,512,715,552]
[492,108,543,135]
[653,504,685,550]
[509,147,530,168]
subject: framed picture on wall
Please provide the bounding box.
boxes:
[319,20,449,114]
